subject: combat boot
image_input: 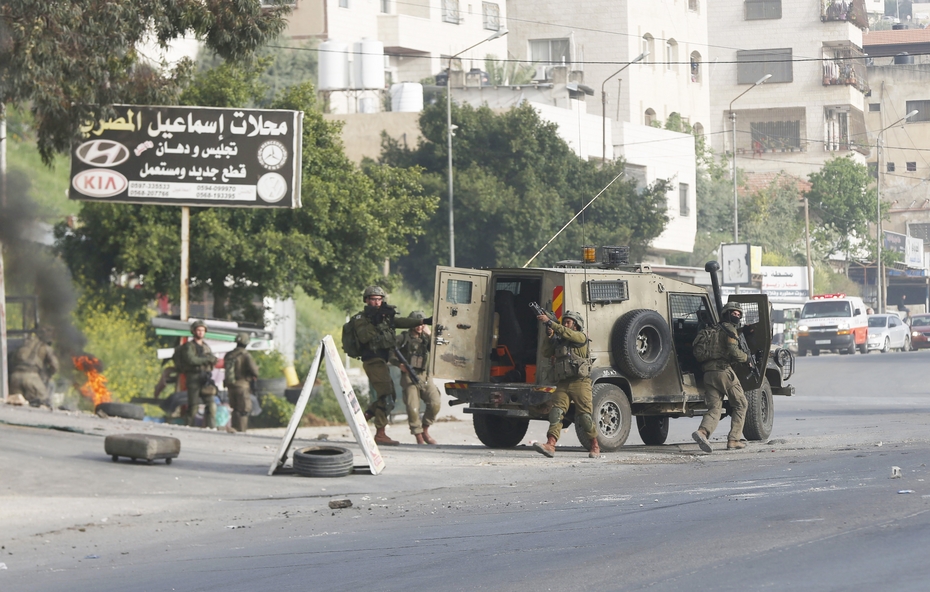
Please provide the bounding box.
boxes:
[692,428,713,453]
[374,427,399,446]
[588,438,600,459]
[415,433,426,445]
[421,425,437,445]
[533,435,558,458]
[727,439,746,450]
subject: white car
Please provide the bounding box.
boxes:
[867,314,911,353]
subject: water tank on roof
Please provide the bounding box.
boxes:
[318,40,349,90]
[894,52,915,65]
[390,83,424,113]
[354,39,385,90]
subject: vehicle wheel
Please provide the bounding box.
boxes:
[903,336,911,352]
[743,377,774,441]
[881,337,890,353]
[858,341,868,354]
[636,416,669,446]
[473,414,530,448]
[846,342,857,355]
[293,446,354,478]
[798,349,807,357]
[612,309,672,379]
[577,383,631,452]
[811,349,820,357]
[94,402,145,421]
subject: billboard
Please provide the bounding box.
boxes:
[720,243,751,286]
[760,266,810,303]
[70,105,303,208]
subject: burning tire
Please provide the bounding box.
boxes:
[293,446,354,478]
[95,402,145,421]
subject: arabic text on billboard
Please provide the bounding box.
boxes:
[70,105,303,208]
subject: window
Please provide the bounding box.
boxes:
[751,120,801,150]
[745,0,781,19]
[737,48,792,84]
[585,280,629,304]
[529,39,571,64]
[689,0,699,11]
[381,0,390,13]
[887,162,896,172]
[690,51,702,82]
[339,0,348,6]
[644,108,657,127]
[679,183,690,216]
[908,162,917,172]
[666,39,678,71]
[446,279,472,304]
[868,162,878,178]
[905,100,930,122]
[442,0,460,24]
[869,103,881,112]
[482,2,500,30]
[642,34,655,64]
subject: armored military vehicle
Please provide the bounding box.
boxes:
[429,249,795,451]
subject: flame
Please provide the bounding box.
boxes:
[73,355,112,406]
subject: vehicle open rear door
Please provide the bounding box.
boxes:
[727,294,772,392]
[430,267,492,382]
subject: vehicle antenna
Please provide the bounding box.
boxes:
[522,171,624,269]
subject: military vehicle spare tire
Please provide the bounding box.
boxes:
[473,414,529,448]
[612,309,672,379]
[743,377,774,441]
[577,382,631,452]
[95,402,145,421]
[293,446,354,478]
[636,415,669,446]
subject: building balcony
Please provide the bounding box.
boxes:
[821,0,869,31]
[822,42,870,95]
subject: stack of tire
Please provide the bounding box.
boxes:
[293,446,354,478]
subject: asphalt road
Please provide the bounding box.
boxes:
[2,348,930,591]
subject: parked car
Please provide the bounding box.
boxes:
[867,313,911,353]
[909,314,930,350]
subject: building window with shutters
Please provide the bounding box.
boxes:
[745,0,781,19]
[529,39,571,65]
[442,0,460,24]
[905,100,930,122]
[679,183,690,216]
[482,2,500,30]
[907,162,917,172]
[737,48,792,83]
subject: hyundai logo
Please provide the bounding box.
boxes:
[72,169,128,198]
[75,140,131,167]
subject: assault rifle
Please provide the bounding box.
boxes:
[529,302,557,323]
[736,329,763,384]
[393,346,421,385]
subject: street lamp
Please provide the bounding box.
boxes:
[876,109,918,313]
[447,28,508,267]
[729,73,771,242]
[601,51,649,163]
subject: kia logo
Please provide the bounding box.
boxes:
[75,140,130,167]
[72,169,128,198]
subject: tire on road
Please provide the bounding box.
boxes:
[611,309,672,379]
[743,377,774,441]
[636,415,669,446]
[473,414,529,448]
[577,382,631,452]
[858,340,868,354]
[881,337,890,353]
[293,446,354,478]
[95,402,145,420]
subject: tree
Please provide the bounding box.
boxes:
[484,55,536,86]
[740,173,805,260]
[379,99,671,293]
[0,0,289,163]
[57,82,437,318]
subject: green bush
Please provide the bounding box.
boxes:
[252,350,287,379]
[251,394,295,428]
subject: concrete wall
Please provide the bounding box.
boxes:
[323,112,422,163]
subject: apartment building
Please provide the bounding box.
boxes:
[707,0,870,177]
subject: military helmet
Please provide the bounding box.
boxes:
[408,310,426,320]
[235,332,250,346]
[362,285,387,301]
[562,310,584,330]
[37,326,54,343]
[721,302,743,314]
[190,320,207,333]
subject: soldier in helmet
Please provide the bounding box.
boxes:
[394,311,442,445]
[224,332,259,432]
[175,320,218,428]
[349,286,430,446]
[692,302,749,453]
[532,310,599,459]
[9,327,59,407]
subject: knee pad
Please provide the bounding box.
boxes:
[548,406,564,425]
[576,412,595,434]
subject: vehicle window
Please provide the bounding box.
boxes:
[446,279,473,304]
[890,316,900,327]
[912,316,930,327]
[868,316,887,328]
[801,301,851,318]
[668,294,709,320]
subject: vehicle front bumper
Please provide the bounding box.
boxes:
[798,333,854,350]
[911,332,930,349]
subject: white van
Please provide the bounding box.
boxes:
[796,293,868,356]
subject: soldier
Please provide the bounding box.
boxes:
[692,302,749,453]
[175,320,218,428]
[532,310,599,459]
[9,328,59,407]
[350,286,430,446]
[224,332,259,432]
[395,311,442,445]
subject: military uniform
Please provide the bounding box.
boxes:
[224,333,259,432]
[693,304,749,452]
[177,326,218,428]
[395,320,442,444]
[534,311,599,458]
[9,333,58,406]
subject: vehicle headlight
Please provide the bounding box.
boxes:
[798,325,809,333]
[837,321,850,331]
[913,331,921,337]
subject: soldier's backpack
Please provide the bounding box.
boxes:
[342,317,363,359]
[223,350,241,388]
[171,343,187,372]
[692,324,722,363]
